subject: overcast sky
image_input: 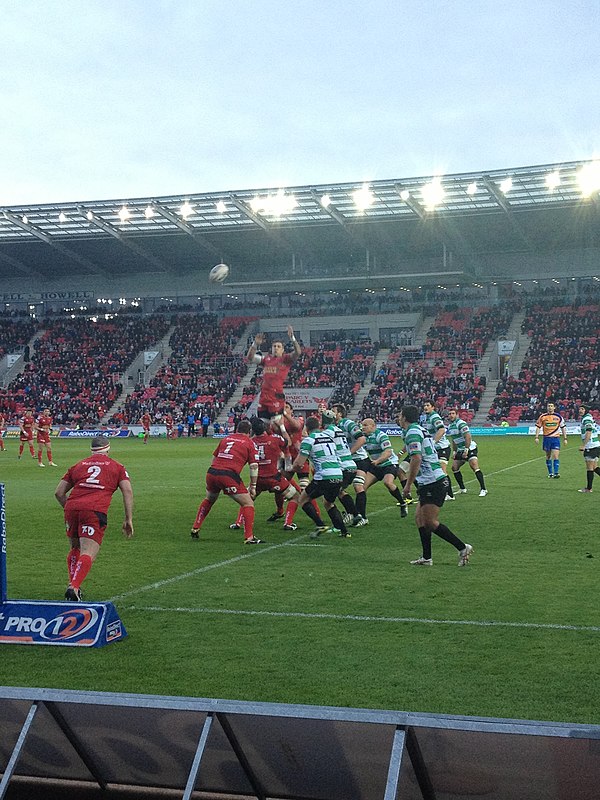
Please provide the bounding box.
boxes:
[2,0,598,205]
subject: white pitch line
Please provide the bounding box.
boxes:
[110,452,556,604]
[120,605,600,634]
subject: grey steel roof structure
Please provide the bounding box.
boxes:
[0,159,598,282]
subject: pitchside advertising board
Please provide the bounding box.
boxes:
[0,483,127,648]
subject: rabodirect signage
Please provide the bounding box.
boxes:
[0,600,127,647]
[58,429,131,438]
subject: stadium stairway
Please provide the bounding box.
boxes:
[215,361,259,425]
[413,313,437,351]
[0,328,45,388]
[232,319,259,355]
[351,348,390,414]
[101,325,176,424]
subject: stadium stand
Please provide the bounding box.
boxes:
[107,314,252,426]
[3,315,170,426]
[488,302,600,423]
[0,317,36,359]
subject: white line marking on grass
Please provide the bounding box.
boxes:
[120,605,600,634]
[113,452,556,603]
[109,534,306,602]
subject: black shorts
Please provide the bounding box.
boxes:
[417,477,449,507]
[305,479,342,504]
[341,469,356,490]
[368,463,398,482]
[454,446,478,463]
[583,446,600,461]
[436,445,452,462]
[353,457,371,473]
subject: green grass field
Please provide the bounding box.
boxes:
[1,435,599,725]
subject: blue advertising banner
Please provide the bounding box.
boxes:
[1,484,7,603]
[379,424,535,437]
[0,600,126,647]
[58,429,131,438]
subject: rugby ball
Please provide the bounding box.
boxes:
[209,263,229,283]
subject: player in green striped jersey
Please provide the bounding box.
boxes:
[291,416,351,537]
[321,409,358,523]
[423,400,455,500]
[447,409,488,497]
[334,404,370,525]
[400,405,473,567]
[360,418,408,522]
[578,404,600,493]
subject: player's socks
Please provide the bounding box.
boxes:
[301,501,321,525]
[66,548,80,581]
[418,526,433,560]
[432,522,466,550]
[71,554,92,590]
[339,494,356,516]
[446,480,454,498]
[595,467,600,477]
[355,491,367,519]
[37,449,43,464]
[47,448,53,463]
[284,501,298,526]
[587,471,594,491]
[29,445,35,457]
[326,506,348,535]
[475,470,486,490]
[235,509,244,527]
[19,445,24,457]
[553,458,560,476]
[193,499,214,529]
[310,499,321,518]
[388,486,406,507]
[290,479,302,491]
[546,459,553,476]
[240,506,255,540]
[453,471,465,490]
[274,491,285,515]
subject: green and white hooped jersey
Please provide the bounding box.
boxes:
[404,423,446,485]
[299,429,343,480]
[447,417,477,452]
[580,413,600,449]
[338,417,368,460]
[424,411,450,450]
[325,423,357,471]
[363,428,398,467]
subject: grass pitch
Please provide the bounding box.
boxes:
[0,434,598,724]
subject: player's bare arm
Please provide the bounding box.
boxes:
[119,479,134,538]
[291,453,308,473]
[248,463,258,498]
[246,332,264,363]
[403,454,422,497]
[54,479,72,508]
[287,325,301,358]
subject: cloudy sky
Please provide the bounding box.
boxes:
[2,0,598,205]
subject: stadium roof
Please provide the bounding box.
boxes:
[1,160,599,283]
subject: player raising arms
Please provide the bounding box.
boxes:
[36,407,57,467]
[247,326,301,420]
[535,401,567,478]
[18,410,36,460]
[190,419,261,544]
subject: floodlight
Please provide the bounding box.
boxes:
[577,161,600,197]
[320,194,332,208]
[399,189,410,201]
[250,196,261,212]
[58,212,68,223]
[22,216,28,224]
[352,184,374,211]
[180,201,193,219]
[499,177,513,194]
[421,177,445,210]
[216,200,227,213]
[86,211,94,221]
[545,170,560,191]
[466,182,478,195]
[118,206,130,223]
[144,205,154,218]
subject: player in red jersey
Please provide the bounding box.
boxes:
[247,326,301,420]
[54,436,134,601]
[18,410,36,460]
[229,417,323,532]
[0,411,6,452]
[190,419,261,544]
[140,412,152,444]
[36,407,57,467]
[164,413,175,440]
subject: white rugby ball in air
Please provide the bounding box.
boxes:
[209,263,230,283]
